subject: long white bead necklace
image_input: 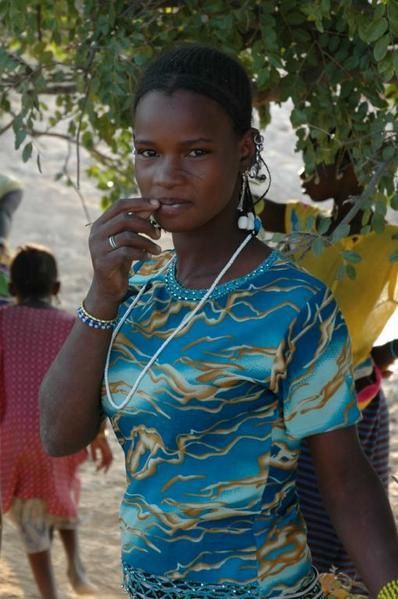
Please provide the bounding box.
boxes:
[104,232,254,411]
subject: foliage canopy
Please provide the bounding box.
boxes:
[0,0,397,246]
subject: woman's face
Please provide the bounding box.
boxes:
[133,90,253,233]
[301,162,362,203]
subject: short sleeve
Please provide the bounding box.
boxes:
[278,285,360,439]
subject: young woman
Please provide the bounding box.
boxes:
[40,45,398,599]
[0,244,112,598]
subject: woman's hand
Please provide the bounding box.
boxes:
[85,197,161,318]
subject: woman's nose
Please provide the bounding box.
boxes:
[153,157,183,188]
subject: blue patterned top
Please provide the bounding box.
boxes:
[102,250,360,597]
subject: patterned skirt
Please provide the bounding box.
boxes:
[122,564,324,599]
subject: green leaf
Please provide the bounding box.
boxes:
[374,34,390,62]
[366,17,388,43]
[14,127,27,150]
[342,250,362,264]
[22,142,33,162]
[391,194,398,211]
[361,209,372,226]
[332,223,351,241]
[317,216,331,235]
[36,153,42,174]
[290,108,307,128]
[372,212,385,234]
[311,237,326,256]
[345,264,357,280]
[388,1,398,36]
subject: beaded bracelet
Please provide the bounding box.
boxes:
[378,579,398,599]
[390,339,398,360]
[77,303,117,330]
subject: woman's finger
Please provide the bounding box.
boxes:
[105,231,162,256]
[100,211,161,241]
[95,197,159,227]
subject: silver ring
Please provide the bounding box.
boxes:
[108,234,117,250]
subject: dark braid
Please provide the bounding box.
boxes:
[133,45,252,134]
[11,244,58,298]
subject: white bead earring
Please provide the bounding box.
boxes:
[237,171,258,233]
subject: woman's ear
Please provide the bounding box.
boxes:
[239,129,256,172]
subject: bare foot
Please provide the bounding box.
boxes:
[67,569,97,595]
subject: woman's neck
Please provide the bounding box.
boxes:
[171,219,270,288]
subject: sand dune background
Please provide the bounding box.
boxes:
[0,104,397,597]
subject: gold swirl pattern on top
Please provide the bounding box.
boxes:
[102,251,359,597]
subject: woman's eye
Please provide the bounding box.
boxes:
[188,149,208,157]
[135,149,157,158]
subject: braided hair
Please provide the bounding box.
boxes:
[133,44,253,135]
[11,244,58,299]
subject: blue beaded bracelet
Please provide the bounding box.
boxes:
[77,303,116,330]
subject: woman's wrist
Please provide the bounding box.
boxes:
[83,284,121,321]
[77,302,117,330]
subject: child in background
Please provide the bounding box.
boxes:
[0,244,113,598]
[0,174,23,548]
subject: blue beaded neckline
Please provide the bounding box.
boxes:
[165,250,278,301]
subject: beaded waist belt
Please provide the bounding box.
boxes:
[122,564,324,599]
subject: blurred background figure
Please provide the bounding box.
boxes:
[0,244,113,599]
[258,151,398,585]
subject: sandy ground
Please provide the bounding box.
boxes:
[0,103,398,598]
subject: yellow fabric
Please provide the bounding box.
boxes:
[284,202,398,366]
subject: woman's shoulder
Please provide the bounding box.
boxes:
[270,250,328,291]
[260,250,335,317]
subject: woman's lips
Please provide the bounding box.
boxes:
[156,198,191,214]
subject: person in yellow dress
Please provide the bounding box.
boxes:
[257,152,398,583]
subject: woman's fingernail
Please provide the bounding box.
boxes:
[150,199,159,207]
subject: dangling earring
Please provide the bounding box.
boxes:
[249,132,272,197]
[237,171,261,235]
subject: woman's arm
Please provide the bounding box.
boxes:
[308,426,398,596]
[39,197,161,456]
